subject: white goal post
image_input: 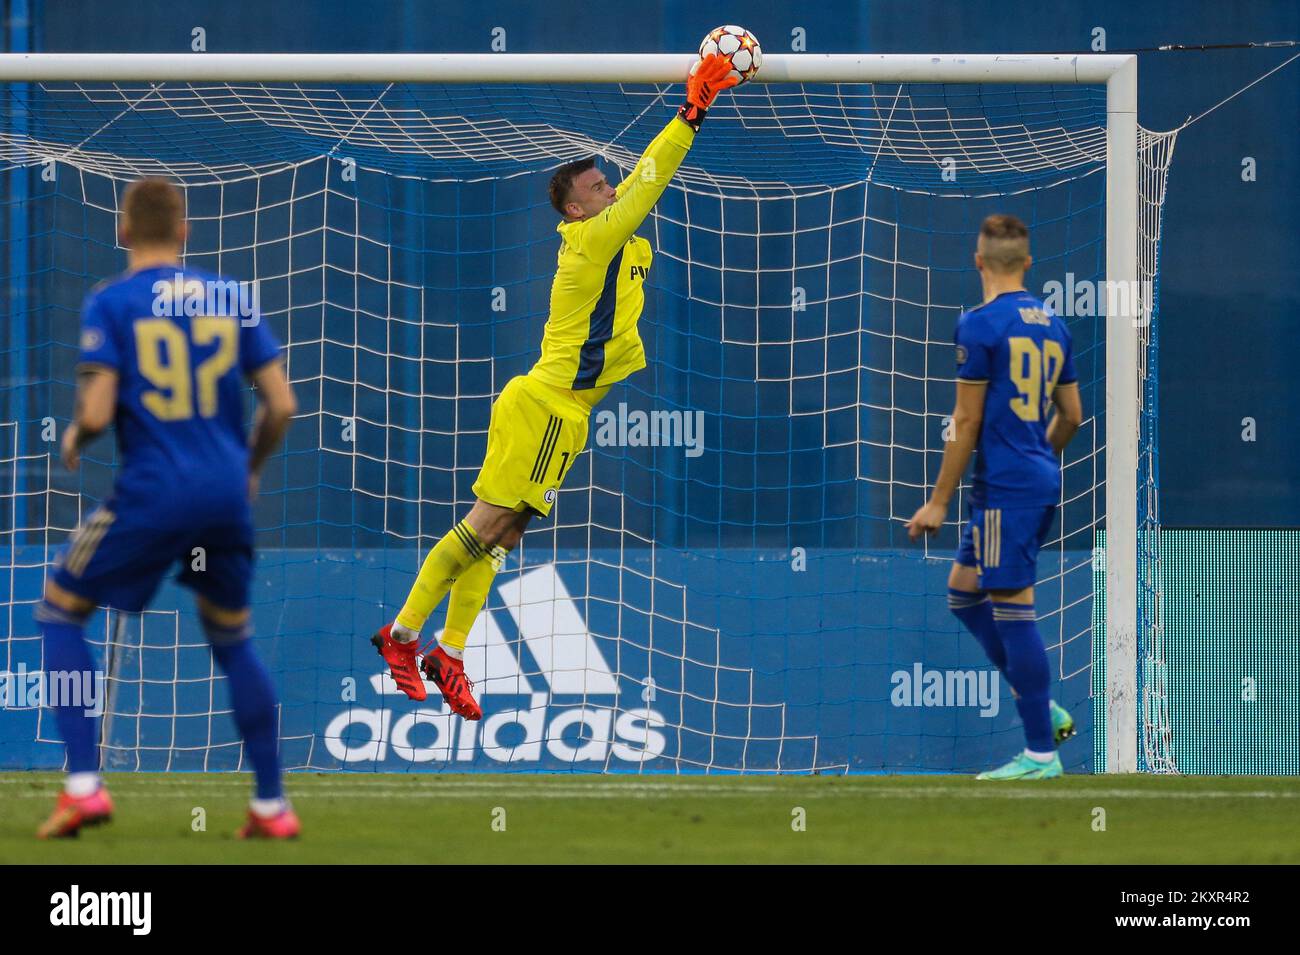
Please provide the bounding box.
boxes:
[0,51,1142,774]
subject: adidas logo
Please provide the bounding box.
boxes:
[325,563,667,765]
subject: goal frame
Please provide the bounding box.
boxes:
[0,51,1142,774]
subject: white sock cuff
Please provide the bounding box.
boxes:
[250,797,288,818]
[65,772,102,798]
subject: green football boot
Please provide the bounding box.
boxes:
[976,751,1064,780]
[1050,700,1076,745]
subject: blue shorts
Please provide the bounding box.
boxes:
[50,503,254,613]
[955,503,1056,591]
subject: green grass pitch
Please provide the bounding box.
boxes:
[2,772,1298,864]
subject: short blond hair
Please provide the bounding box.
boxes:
[122,177,185,246]
[977,214,1030,273]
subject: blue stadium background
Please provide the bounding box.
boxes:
[1,0,1297,774]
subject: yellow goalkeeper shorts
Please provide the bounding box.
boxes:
[472,373,593,517]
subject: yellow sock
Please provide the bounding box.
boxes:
[441,545,509,652]
[396,520,485,632]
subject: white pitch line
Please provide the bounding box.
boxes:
[2,788,1298,802]
[2,789,676,800]
[2,780,1297,800]
[0,782,802,797]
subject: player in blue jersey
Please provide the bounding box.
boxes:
[906,214,1084,780]
[35,178,300,838]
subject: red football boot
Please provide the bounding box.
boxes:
[420,645,482,720]
[370,622,427,701]
[238,807,301,840]
[36,785,114,839]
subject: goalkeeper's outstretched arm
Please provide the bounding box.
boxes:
[582,53,738,261]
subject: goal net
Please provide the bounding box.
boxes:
[0,55,1177,774]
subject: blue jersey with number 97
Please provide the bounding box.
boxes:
[954,289,1077,508]
[78,265,281,525]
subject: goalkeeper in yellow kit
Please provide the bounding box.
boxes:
[370,54,740,718]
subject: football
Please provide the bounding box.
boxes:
[695,24,762,84]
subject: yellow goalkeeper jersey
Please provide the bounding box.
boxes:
[529,115,695,394]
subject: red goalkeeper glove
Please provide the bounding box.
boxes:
[678,53,740,132]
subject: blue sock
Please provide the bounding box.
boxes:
[206,625,282,800]
[36,601,99,774]
[947,588,1006,672]
[992,602,1054,753]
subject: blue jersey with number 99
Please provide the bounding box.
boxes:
[954,289,1077,508]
